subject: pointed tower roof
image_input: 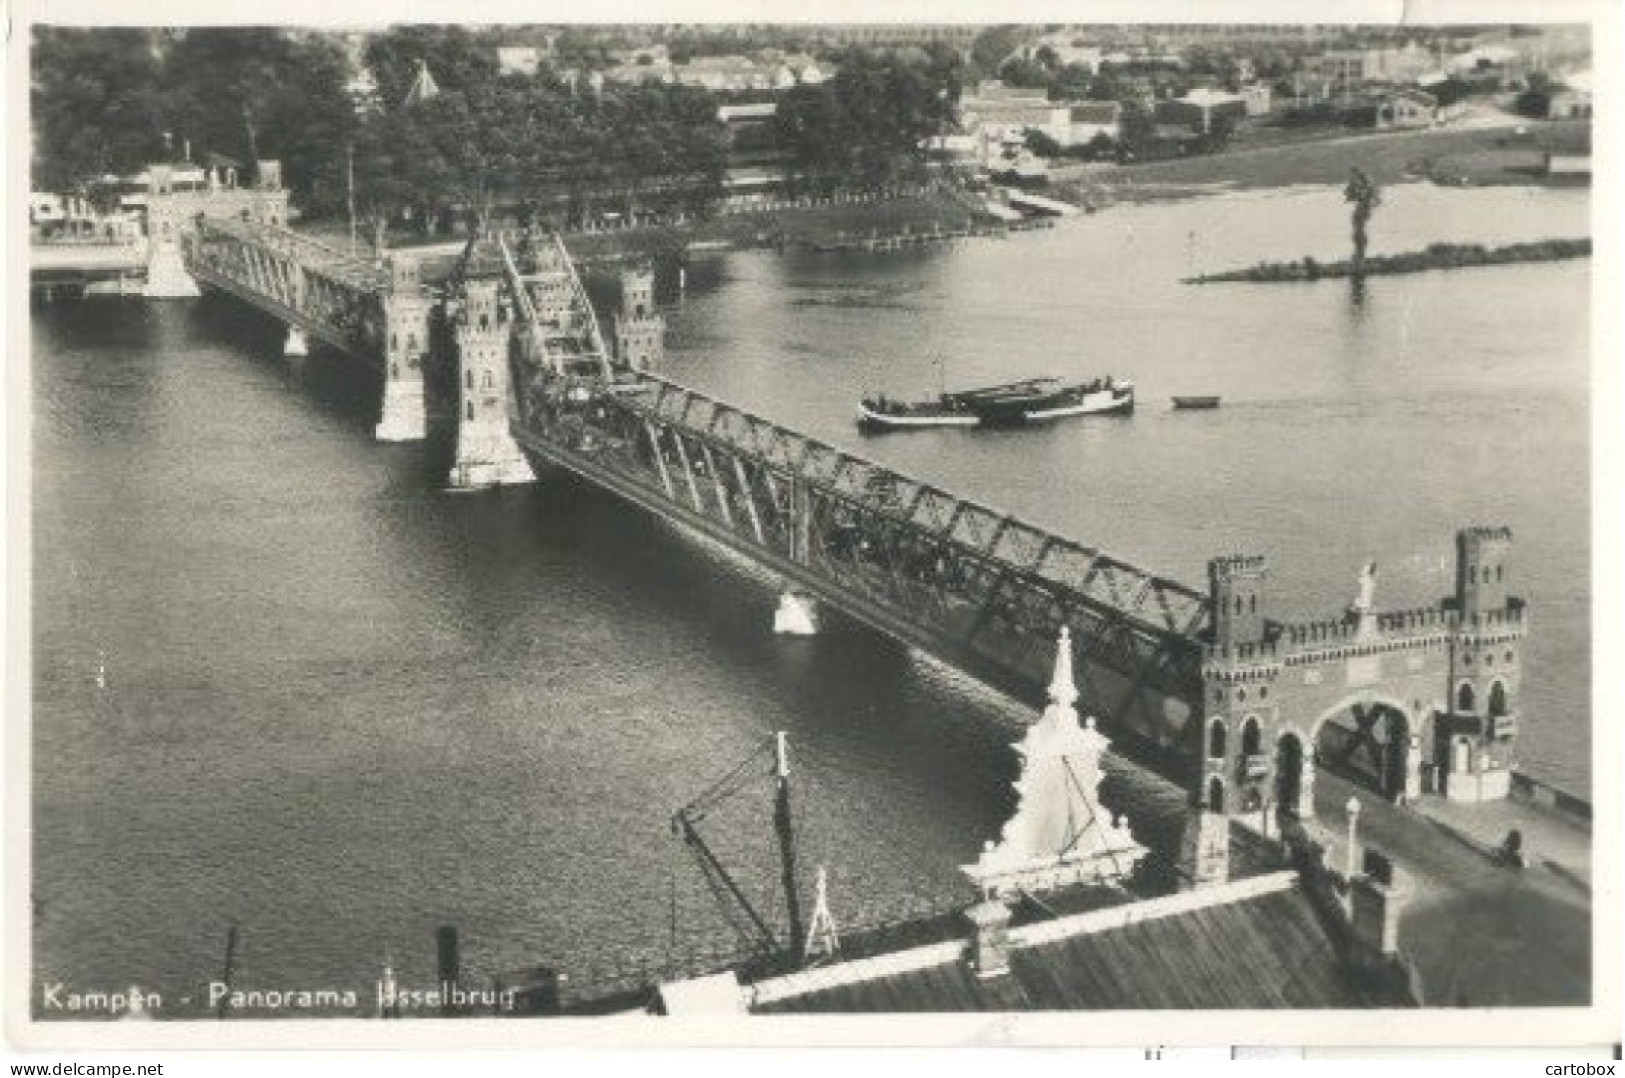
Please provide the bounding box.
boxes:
[1048,624,1078,709]
[403,59,441,107]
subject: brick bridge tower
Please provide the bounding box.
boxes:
[448,276,536,489]
[1192,527,1524,835]
[613,263,664,371]
[1440,527,1524,801]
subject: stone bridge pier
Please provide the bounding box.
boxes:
[1195,527,1525,835]
[447,274,534,489]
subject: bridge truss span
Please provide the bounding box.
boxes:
[182,218,389,356]
[516,370,1212,751]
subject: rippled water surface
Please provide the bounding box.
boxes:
[31,182,1589,1010]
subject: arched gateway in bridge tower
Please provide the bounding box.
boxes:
[1199,526,1525,826]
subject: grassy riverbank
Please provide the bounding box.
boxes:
[1051,119,1592,206]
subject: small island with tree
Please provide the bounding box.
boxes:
[1186,167,1589,285]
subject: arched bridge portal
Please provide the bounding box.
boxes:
[1202,527,1525,815]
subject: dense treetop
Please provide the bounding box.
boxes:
[33,27,357,206]
[775,45,965,196]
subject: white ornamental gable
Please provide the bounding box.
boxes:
[964,628,1147,898]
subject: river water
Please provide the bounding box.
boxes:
[31,182,1589,1013]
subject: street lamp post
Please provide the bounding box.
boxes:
[1344,795,1362,881]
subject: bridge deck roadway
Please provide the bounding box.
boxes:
[1306,770,1591,1006]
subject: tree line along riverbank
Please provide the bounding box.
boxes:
[310,188,1010,269]
[296,117,1592,269]
[1184,238,1591,285]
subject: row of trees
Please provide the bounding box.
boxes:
[34,27,969,231]
[773,46,964,196]
[31,27,730,233]
[32,28,354,203]
[351,77,727,237]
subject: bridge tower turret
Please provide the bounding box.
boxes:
[376,257,431,441]
[1442,526,1523,802]
[613,263,664,371]
[1201,554,1284,828]
[1455,525,1512,615]
[1208,555,1268,650]
[448,276,536,489]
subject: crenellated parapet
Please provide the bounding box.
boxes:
[1201,638,1283,672]
[1209,554,1267,580]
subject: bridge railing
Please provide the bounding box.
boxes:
[191,217,389,296]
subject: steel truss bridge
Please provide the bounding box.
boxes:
[183,218,391,357]
[167,217,1525,804]
[516,371,1213,752]
[161,215,1216,757]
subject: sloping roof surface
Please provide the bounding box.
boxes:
[756,887,1389,1012]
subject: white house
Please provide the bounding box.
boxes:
[30,192,68,225]
[1545,151,1590,177]
[1239,82,1272,117]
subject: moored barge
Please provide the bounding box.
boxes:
[858,376,1134,432]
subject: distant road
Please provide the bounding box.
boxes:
[1307,769,1590,1007]
[30,241,147,273]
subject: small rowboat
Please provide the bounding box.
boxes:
[1172,396,1221,410]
